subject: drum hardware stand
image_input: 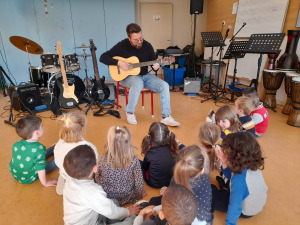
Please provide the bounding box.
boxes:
[200,32,225,103]
[214,41,248,103]
[4,89,34,127]
[245,33,285,112]
[0,65,15,97]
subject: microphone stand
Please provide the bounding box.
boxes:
[230,23,246,42]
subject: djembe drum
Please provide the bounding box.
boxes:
[262,69,285,108]
[287,76,300,127]
[282,72,300,114]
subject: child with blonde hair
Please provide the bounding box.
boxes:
[54,111,98,194]
[63,145,141,225]
[173,145,213,225]
[140,122,181,188]
[198,122,221,173]
[243,87,269,136]
[234,96,256,135]
[95,126,144,206]
[215,105,243,140]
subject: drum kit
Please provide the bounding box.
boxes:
[262,30,300,127]
[9,36,93,103]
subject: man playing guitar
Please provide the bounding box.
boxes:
[100,23,179,126]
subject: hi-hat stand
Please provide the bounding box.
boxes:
[245,33,285,112]
[215,41,248,102]
[200,32,225,103]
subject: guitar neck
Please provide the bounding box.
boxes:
[58,54,68,85]
[90,40,100,81]
[131,59,161,68]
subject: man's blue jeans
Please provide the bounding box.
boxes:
[121,74,171,117]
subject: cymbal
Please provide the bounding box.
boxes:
[74,45,90,49]
[77,54,92,57]
[9,36,43,54]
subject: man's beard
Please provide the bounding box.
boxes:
[134,43,143,49]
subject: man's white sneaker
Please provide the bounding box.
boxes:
[126,113,137,125]
[160,115,180,127]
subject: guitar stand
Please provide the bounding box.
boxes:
[200,32,225,103]
[244,33,285,113]
[214,41,248,103]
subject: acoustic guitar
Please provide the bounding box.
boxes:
[56,41,78,108]
[89,39,110,103]
[109,56,175,81]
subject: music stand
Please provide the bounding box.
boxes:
[244,33,285,112]
[200,32,225,103]
[215,41,248,102]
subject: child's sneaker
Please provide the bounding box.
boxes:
[135,200,149,208]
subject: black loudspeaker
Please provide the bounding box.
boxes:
[183,78,201,94]
[107,83,117,101]
[190,0,203,15]
[8,84,42,111]
[8,86,21,111]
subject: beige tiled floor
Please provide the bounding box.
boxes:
[0,87,299,225]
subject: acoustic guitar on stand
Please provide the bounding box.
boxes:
[56,41,78,108]
[109,56,175,81]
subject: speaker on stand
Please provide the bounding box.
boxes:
[190,0,203,15]
[188,0,204,79]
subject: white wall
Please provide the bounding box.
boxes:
[135,0,207,56]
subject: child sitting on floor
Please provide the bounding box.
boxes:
[173,145,214,225]
[140,122,182,188]
[95,126,144,206]
[197,122,221,173]
[54,111,98,194]
[211,132,268,225]
[133,184,198,225]
[9,115,57,187]
[63,144,141,225]
[215,105,243,141]
[234,96,256,135]
[243,87,269,136]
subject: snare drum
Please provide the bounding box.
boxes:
[40,53,61,73]
[287,76,300,127]
[63,53,80,71]
[30,66,42,87]
[282,72,300,114]
[262,69,285,108]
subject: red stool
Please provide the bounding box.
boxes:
[116,81,154,117]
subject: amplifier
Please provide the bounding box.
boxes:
[8,83,42,111]
[183,78,201,94]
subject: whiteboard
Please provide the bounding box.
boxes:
[234,0,289,38]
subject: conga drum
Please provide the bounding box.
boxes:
[282,72,300,114]
[262,69,285,108]
[287,77,300,127]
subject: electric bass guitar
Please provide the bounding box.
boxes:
[56,41,78,108]
[109,56,175,81]
[89,39,110,103]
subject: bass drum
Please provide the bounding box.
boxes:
[53,73,85,102]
